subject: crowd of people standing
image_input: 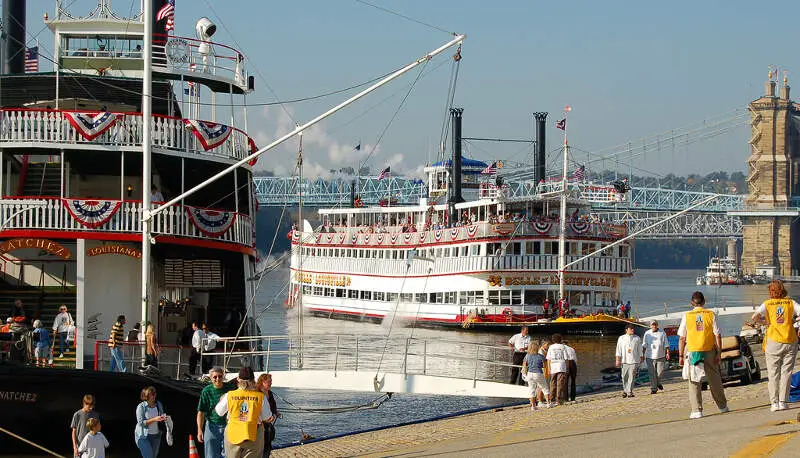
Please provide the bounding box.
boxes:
[508,327,579,410]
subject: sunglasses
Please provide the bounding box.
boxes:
[211,375,223,379]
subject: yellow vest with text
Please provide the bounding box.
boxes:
[685,308,716,352]
[226,389,264,444]
[765,298,797,344]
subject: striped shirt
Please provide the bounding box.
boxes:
[108,322,125,348]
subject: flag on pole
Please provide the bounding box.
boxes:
[481,161,497,175]
[157,0,175,33]
[378,166,391,180]
[556,118,566,130]
[354,143,361,151]
[24,47,38,72]
[571,165,585,181]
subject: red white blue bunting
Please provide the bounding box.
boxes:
[390,233,399,245]
[419,232,427,243]
[325,234,333,243]
[351,233,358,244]
[376,233,384,244]
[570,221,591,235]
[466,225,478,238]
[337,232,346,244]
[532,220,553,235]
[185,206,236,237]
[403,233,413,244]
[450,227,460,239]
[364,234,371,244]
[434,230,443,242]
[185,119,232,150]
[63,111,120,141]
[64,199,121,228]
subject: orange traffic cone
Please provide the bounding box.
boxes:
[188,434,199,458]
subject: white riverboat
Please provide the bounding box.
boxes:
[288,111,636,333]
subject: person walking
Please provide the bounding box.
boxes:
[257,373,281,457]
[201,325,219,374]
[615,324,643,398]
[507,327,531,385]
[214,367,273,457]
[750,280,800,411]
[678,291,729,419]
[198,367,237,458]
[71,394,99,458]
[189,322,206,376]
[522,342,550,410]
[546,334,568,405]
[52,305,73,358]
[144,323,159,368]
[642,320,669,394]
[134,386,169,458]
[563,340,578,401]
[108,315,126,373]
[77,418,109,458]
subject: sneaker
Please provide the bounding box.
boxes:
[58,354,64,358]
[658,384,664,391]
[622,393,628,398]
[771,403,780,412]
[629,393,635,398]
[689,411,703,419]
[719,406,729,414]
[651,389,658,395]
[778,402,789,411]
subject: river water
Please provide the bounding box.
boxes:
[261,268,790,446]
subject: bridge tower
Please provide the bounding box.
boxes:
[738,68,800,276]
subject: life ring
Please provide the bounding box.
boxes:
[354,198,363,208]
[502,307,513,316]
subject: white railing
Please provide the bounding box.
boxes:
[0,197,253,248]
[0,109,254,163]
[152,34,248,89]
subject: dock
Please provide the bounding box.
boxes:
[275,352,800,457]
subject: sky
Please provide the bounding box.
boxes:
[21,0,800,181]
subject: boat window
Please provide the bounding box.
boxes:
[461,246,469,257]
[400,293,413,302]
[435,248,442,258]
[508,243,521,255]
[313,286,323,296]
[511,290,522,305]
[348,289,358,299]
[387,293,398,302]
[432,292,443,303]
[487,242,503,256]
[459,291,472,304]
[360,290,371,300]
[569,242,579,255]
[445,292,456,303]
[374,291,385,301]
[414,293,426,302]
[346,249,351,257]
[475,291,484,303]
[500,290,512,305]
[336,288,345,298]
[488,290,500,305]
[470,245,479,256]
[302,285,312,294]
[325,288,336,297]
[444,247,451,257]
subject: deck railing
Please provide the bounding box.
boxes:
[0,197,253,248]
[0,109,254,163]
[153,34,248,88]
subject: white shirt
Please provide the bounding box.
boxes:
[564,344,577,363]
[191,329,206,352]
[677,307,720,338]
[78,432,109,458]
[151,191,164,202]
[52,311,73,333]
[546,343,568,373]
[508,333,531,352]
[615,334,642,364]
[214,391,273,421]
[204,332,219,351]
[642,329,668,359]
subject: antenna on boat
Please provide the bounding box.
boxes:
[140,0,154,366]
[557,105,571,302]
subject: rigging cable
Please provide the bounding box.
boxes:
[353,0,457,36]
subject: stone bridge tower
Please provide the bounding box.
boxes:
[736,68,800,276]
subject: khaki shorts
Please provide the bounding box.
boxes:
[526,372,550,396]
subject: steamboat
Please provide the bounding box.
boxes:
[289,109,637,334]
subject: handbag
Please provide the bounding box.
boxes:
[66,325,76,343]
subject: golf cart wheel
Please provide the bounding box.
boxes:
[752,362,762,381]
[701,382,708,391]
[741,366,753,385]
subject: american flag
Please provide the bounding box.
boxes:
[556,118,566,131]
[157,0,175,33]
[378,166,391,180]
[571,165,585,181]
[25,47,38,72]
[481,161,497,175]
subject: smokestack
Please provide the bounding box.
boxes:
[533,112,548,184]
[3,0,26,75]
[450,108,464,204]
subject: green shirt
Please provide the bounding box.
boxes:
[197,381,236,425]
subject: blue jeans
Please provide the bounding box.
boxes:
[204,422,225,458]
[57,332,67,355]
[136,432,162,458]
[109,346,127,372]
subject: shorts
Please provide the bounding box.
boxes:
[526,372,549,396]
[34,346,48,358]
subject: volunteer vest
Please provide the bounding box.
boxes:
[685,308,715,352]
[765,298,797,344]
[226,389,264,444]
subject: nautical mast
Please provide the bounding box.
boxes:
[557,106,571,302]
[296,131,304,368]
[141,0,153,362]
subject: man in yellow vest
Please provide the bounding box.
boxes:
[678,291,728,419]
[214,366,274,457]
[750,280,800,411]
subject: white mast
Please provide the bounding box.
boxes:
[140,0,153,361]
[296,130,304,368]
[558,105,571,301]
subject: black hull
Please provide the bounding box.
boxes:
[0,364,203,457]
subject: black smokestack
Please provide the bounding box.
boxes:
[450,108,464,204]
[3,0,26,75]
[534,112,548,184]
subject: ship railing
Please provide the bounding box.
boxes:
[209,334,522,384]
[0,108,255,163]
[152,34,248,89]
[0,197,253,248]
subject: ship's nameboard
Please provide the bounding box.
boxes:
[164,259,224,288]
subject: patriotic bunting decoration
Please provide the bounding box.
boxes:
[419,232,426,243]
[450,227,460,239]
[390,233,399,245]
[351,233,358,244]
[185,206,236,236]
[376,233,384,244]
[434,230,443,242]
[325,233,333,243]
[570,221,591,235]
[185,119,232,150]
[315,233,322,242]
[364,234,371,244]
[337,232,346,244]
[63,112,120,141]
[466,225,478,238]
[403,233,413,244]
[64,199,121,228]
[532,220,553,235]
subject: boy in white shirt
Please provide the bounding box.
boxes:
[78,417,109,458]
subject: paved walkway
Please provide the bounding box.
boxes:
[277,357,800,457]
